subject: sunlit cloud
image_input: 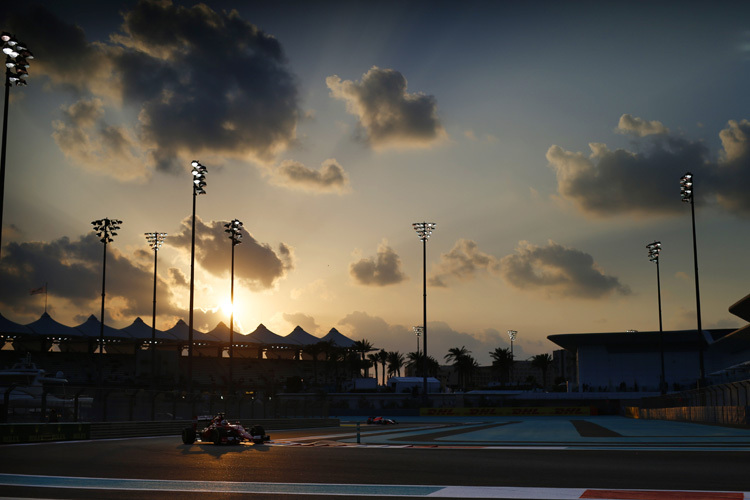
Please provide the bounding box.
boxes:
[499,240,631,299]
[349,240,407,286]
[429,239,500,287]
[282,312,320,334]
[52,98,148,180]
[290,279,334,301]
[547,115,750,218]
[272,158,350,193]
[326,66,446,150]
[169,216,294,291]
[616,114,669,137]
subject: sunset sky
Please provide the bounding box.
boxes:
[1,1,749,365]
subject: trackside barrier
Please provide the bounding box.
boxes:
[0,423,91,444]
[420,407,593,417]
[627,406,749,426]
[0,418,339,444]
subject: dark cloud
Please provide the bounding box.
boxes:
[429,239,500,287]
[547,116,750,217]
[169,216,293,290]
[273,158,350,193]
[5,1,300,176]
[499,240,631,299]
[0,233,182,321]
[327,66,446,150]
[169,267,188,288]
[349,241,407,286]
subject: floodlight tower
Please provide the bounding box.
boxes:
[507,330,517,383]
[0,32,33,259]
[145,232,167,385]
[680,172,705,385]
[188,160,207,391]
[224,218,243,392]
[413,326,423,354]
[647,241,666,394]
[91,218,122,384]
[412,222,436,400]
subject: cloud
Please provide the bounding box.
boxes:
[713,119,750,214]
[272,158,350,193]
[326,66,446,149]
[282,312,320,334]
[616,114,669,137]
[0,233,183,321]
[499,240,631,299]
[52,98,147,180]
[5,1,300,177]
[548,116,750,217]
[169,267,188,288]
[337,312,526,364]
[349,240,407,286]
[169,216,293,290]
[429,239,501,287]
[291,279,334,301]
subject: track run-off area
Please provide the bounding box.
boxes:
[1,416,749,499]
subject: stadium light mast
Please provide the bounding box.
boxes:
[91,218,122,384]
[507,330,517,383]
[647,241,666,395]
[0,32,33,259]
[413,326,423,354]
[412,222,436,401]
[224,218,243,392]
[680,172,705,385]
[145,232,167,386]
[188,160,207,391]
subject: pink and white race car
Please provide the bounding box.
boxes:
[182,413,270,445]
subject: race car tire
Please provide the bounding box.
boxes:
[250,425,267,444]
[182,427,196,445]
[212,429,222,445]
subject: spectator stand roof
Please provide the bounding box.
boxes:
[74,315,134,341]
[321,327,355,348]
[205,321,246,344]
[247,323,298,347]
[26,312,85,340]
[0,312,33,336]
[285,325,321,345]
[121,317,176,342]
[163,319,218,345]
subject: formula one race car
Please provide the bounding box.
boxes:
[181,413,271,445]
[366,416,398,425]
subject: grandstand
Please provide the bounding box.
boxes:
[0,311,356,390]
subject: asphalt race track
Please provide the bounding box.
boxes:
[1,416,749,499]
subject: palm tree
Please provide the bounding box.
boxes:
[445,346,471,390]
[367,353,380,385]
[489,347,513,385]
[530,353,553,390]
[377,349,388,386]
[302,342,324,385]
[406,351,421,376]
[351,339,375,377]
[386,351,404,377]
[456,353,478,390]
